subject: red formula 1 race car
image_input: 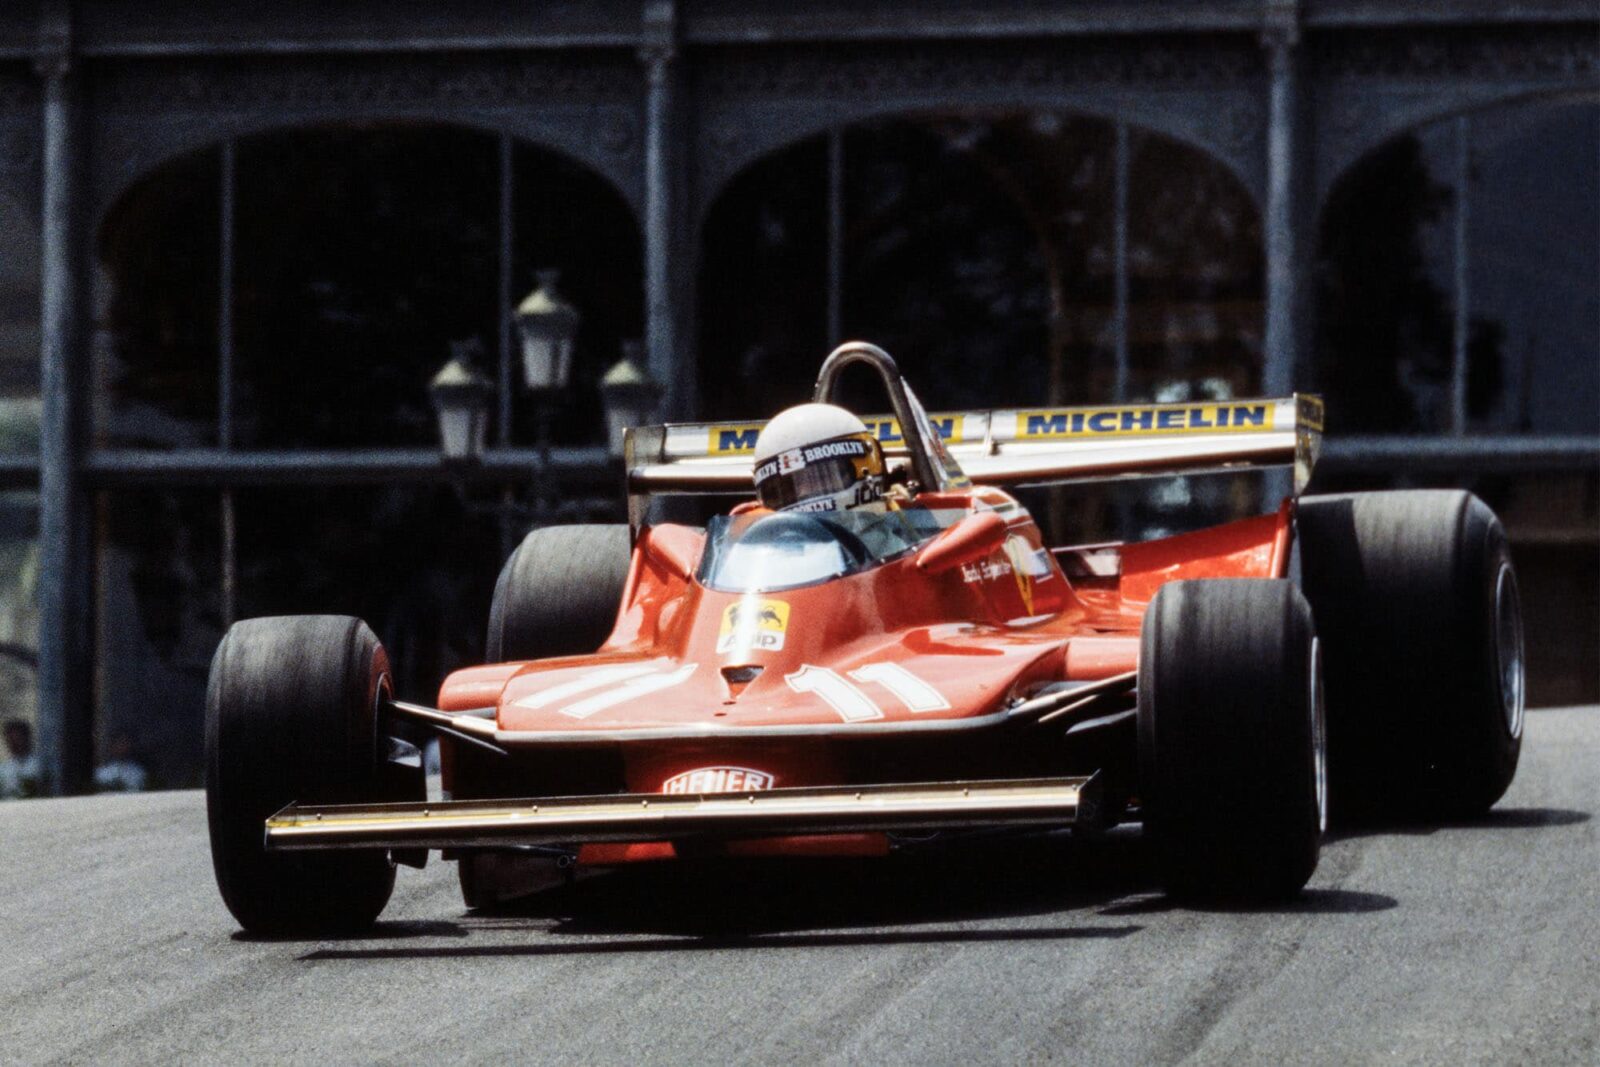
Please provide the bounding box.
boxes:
[204,343,1525,934]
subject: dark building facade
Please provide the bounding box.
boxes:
[0,1,1595,793]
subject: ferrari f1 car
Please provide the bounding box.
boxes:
[205,343,1525,934]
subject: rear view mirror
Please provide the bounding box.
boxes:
[916,511,1009,575]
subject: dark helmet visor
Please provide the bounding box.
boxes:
[756,457,859,510]
[753,435,878,511]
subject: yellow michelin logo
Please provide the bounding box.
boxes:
[717,599,791,653]
[1017,402,1274,439]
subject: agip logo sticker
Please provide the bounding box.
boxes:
[716,598,791,654]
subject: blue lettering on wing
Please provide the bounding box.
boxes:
[1026,414,1068,437]
[1087,412,1117,432]
[1231,404,1268,428]
[1120,410,1154,431]
[717,427,759,453]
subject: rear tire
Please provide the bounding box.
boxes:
[205,615,413,935]
[486,524,632,661]
[470,524,631,907]
[1297,490,1524,820]
[1137,579,1324,902]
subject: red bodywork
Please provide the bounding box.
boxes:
[437,487,1292,863]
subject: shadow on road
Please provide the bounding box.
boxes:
[486,830,1159,937]
[1329,806,1591,841]
[299,924,1141,961]
[251,800,1600,956]
[233,920,470,945]
[1097,887,1398,917]
[1439,807,1590,829]
[286,827,1410,960]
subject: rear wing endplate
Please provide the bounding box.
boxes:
[626,394,1323,520]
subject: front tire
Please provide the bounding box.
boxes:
[205,615,412,935]
[1137,579,1324,902]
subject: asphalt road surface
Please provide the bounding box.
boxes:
[3,707,1596,1066]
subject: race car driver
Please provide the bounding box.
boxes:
[750,403,891,514]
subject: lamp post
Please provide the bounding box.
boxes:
[515,271,580,517]
[429,292,644,529]
[515,269,580,393]
[599,341,662,457]
[428,351,493,463]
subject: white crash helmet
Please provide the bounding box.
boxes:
[751,403,887,514]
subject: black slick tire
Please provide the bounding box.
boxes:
[486,524,632,662]
[1137,579,1325,902]
[1296,490,1524,820]
[468,524,631,906]
[205,615,407,935]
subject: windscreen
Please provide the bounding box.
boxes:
[697,508,964,594]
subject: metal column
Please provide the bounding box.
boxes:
[1261,3,1303,504]
[1450,115,1472,436]
[1261,14,1301,400]
[1112,121,1131,403]
[35,12,92,796]
[641,1,686,418]
[219,140,237,627]
[496,132,517,557]
[826,128,844,345]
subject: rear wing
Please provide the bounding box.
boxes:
[626,394,1323,514]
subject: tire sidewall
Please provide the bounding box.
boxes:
[204,615,398,933]
[1137,579,1321,900]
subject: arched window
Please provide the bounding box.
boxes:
[698,110,1262,540]
[1315,98,1599,706]
[1315,100,1599,436]
[97,125,641,451]
[90,123,642,786]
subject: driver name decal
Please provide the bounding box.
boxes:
[717,598,791,653]
[961,558,1012,584]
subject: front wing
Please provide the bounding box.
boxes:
[264,775,1099,852]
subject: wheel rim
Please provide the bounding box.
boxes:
[1493,563,1525,741]
[1310,636,1328,834]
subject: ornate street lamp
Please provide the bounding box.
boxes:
[599,342,662,456]
[514,269,580,393]
[428,353,493,463]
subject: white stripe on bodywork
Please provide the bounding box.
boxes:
[512,663,659,711]
[849,662,951,713]
[786,665,883,722]
[557,663,700,720]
